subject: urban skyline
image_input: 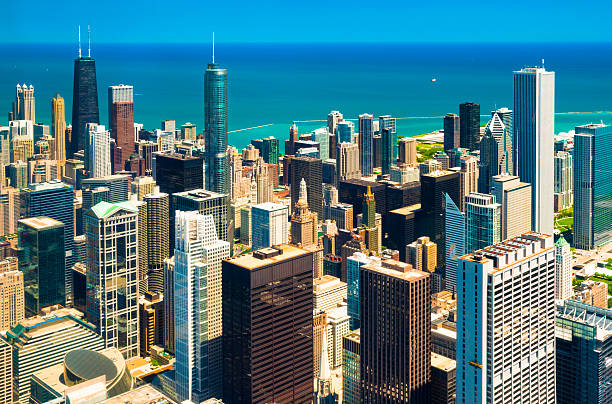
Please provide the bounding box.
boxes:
[1,12,612,404]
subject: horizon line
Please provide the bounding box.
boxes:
[2,40,612,45]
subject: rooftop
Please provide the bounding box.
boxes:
[100,384,176,404]
[252,202,287,212]
[361,258,429,281]
[173,188,226,200]
[431,352,456,372]
[225,244,309,270]
[18,216,63,230]
[314,275,346,293]
[90,201,138,219]
[389,204,422,215]
[344,329,360,344]
[22,179,71,192]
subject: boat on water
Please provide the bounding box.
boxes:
[431,78,437,82]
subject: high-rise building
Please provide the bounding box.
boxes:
[108,85,135,172]
[0,339,10,403]
[252,136,279,165]
[162,256,175,354]
[555,235,572,300]
[0,257,23,331]
[223,244,314,403]
[139,291,163,357]
[18,217,65,315]
[12,83,35,122]
[342,329,360,404]
[398,137,417,166]
[51,93,66,176]
[456,155,479,211]
[85,201,140,359]
[81,174,130,203]
[493,107,513,175]
[144,187,169,293]
[204,58,229,194]
[359,113,374,175]
[421,170,460,264]
[172,189,232,249]
[465,193,501,253]
[431,353,457,404]
[87,124,112,178]
[130,176,156,201]
[313,275,347,313]
[251,202,288,251]
[554,150,573,212]
[337,121,355,143]
[20,180,74,305]
[556,299,612,404]
[490,173,532,240]
[457,233,555,403]
[324,202,353,231]
[444,113,460,151]
[513,67,554,235]
[360,258,430,402]
[573,123,612,250]
[459,102,480,151]
[381,128,393,175]
[336,142,360,183]
[346,252,379,330]
[406,236,437,272]
[174,211,230,402]
[291,178,318,247]
[1,307,105,403]
[71,34,99,158]
[290,156,323,218]
[181,122,197,141]
[131,197,148,294]
[478,113,506,193]
[328,111,343,135]
[444,193,465,292]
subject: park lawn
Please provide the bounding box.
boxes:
[416,142,444,162]
[555,216,573,232]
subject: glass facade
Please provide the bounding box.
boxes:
[459,102,480,151]
[359,114,373,176]
[204,62,229,195]
[444,193,465,292]
[18,220,65,315]
[71,57,99,158]
[465,193,501,254]
[342,331,360,404]
[573,124,612,250]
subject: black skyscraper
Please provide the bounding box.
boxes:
[459,102,480,151]
[443,113,460,151]
[71,51,99,158]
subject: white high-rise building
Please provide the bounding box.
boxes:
[457,232,555,404]
[336,142,360,183]
[85,201,140,359]
[251,202,288,251]
[174,211,230,403]
[88,124,111,178]
[491,173,532,240]
[513,67,554,235]
[555,235,572,300]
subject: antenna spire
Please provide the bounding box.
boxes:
[212,32,215,63]
[78,25,81,58]
[88,25,91,58]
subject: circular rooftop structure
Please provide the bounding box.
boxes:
[64,349,118,386]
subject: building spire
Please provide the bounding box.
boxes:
[78,25,81,58]
[212,32,215,63]
[88,25,91,58]
[299,178,308,205]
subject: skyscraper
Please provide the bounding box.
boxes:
[398,137,417,166]
[573,123,612,250]
[87,124,112,178]
[108,85,135,172]
[20,180,74,305]
[381,128,393,175]
[12,83,35,122]
[493,107,513,175]
[0,339,10,403]
[85,201,140,359]
[81,174,130,203]
[162,256,175,354]
[444,193,465,292]
[513,67,555,234]
[342,330,361,404]
[0,257,23,331]
[144,187,169,293]
[359,114,374,176]
[251,202,288,250]
[337,121,355,143]
[71,28,99,158]
[291,178,318,247]
[457,233,555,404]
[443,113,460,151]
[51,94,66,177]
[223,244,314,403]
[290,156,323,218]
[174,211,230,402]
[491,173,532,240]
[18,217,65,315]
[346,252,380,330]
[406,236,437,272]
[477,113,505,193]
[555,235,571,300]
[204,56,229,194]
[360,258,430,402]
[336,142,360,183]
[459,102,480,151]
[556,299,612,404]
[554,150,573,212]
[465,193,501,253]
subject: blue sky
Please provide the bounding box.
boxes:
[3,0,611,43]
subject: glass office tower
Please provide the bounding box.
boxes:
[204,61,229,195]
[71,54,99,158]
[573,123,612,250]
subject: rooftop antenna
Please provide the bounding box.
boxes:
[212,32,215,63]
[78,25,81,58]
[88,25,91,58]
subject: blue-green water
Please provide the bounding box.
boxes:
[2,43,612,150]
